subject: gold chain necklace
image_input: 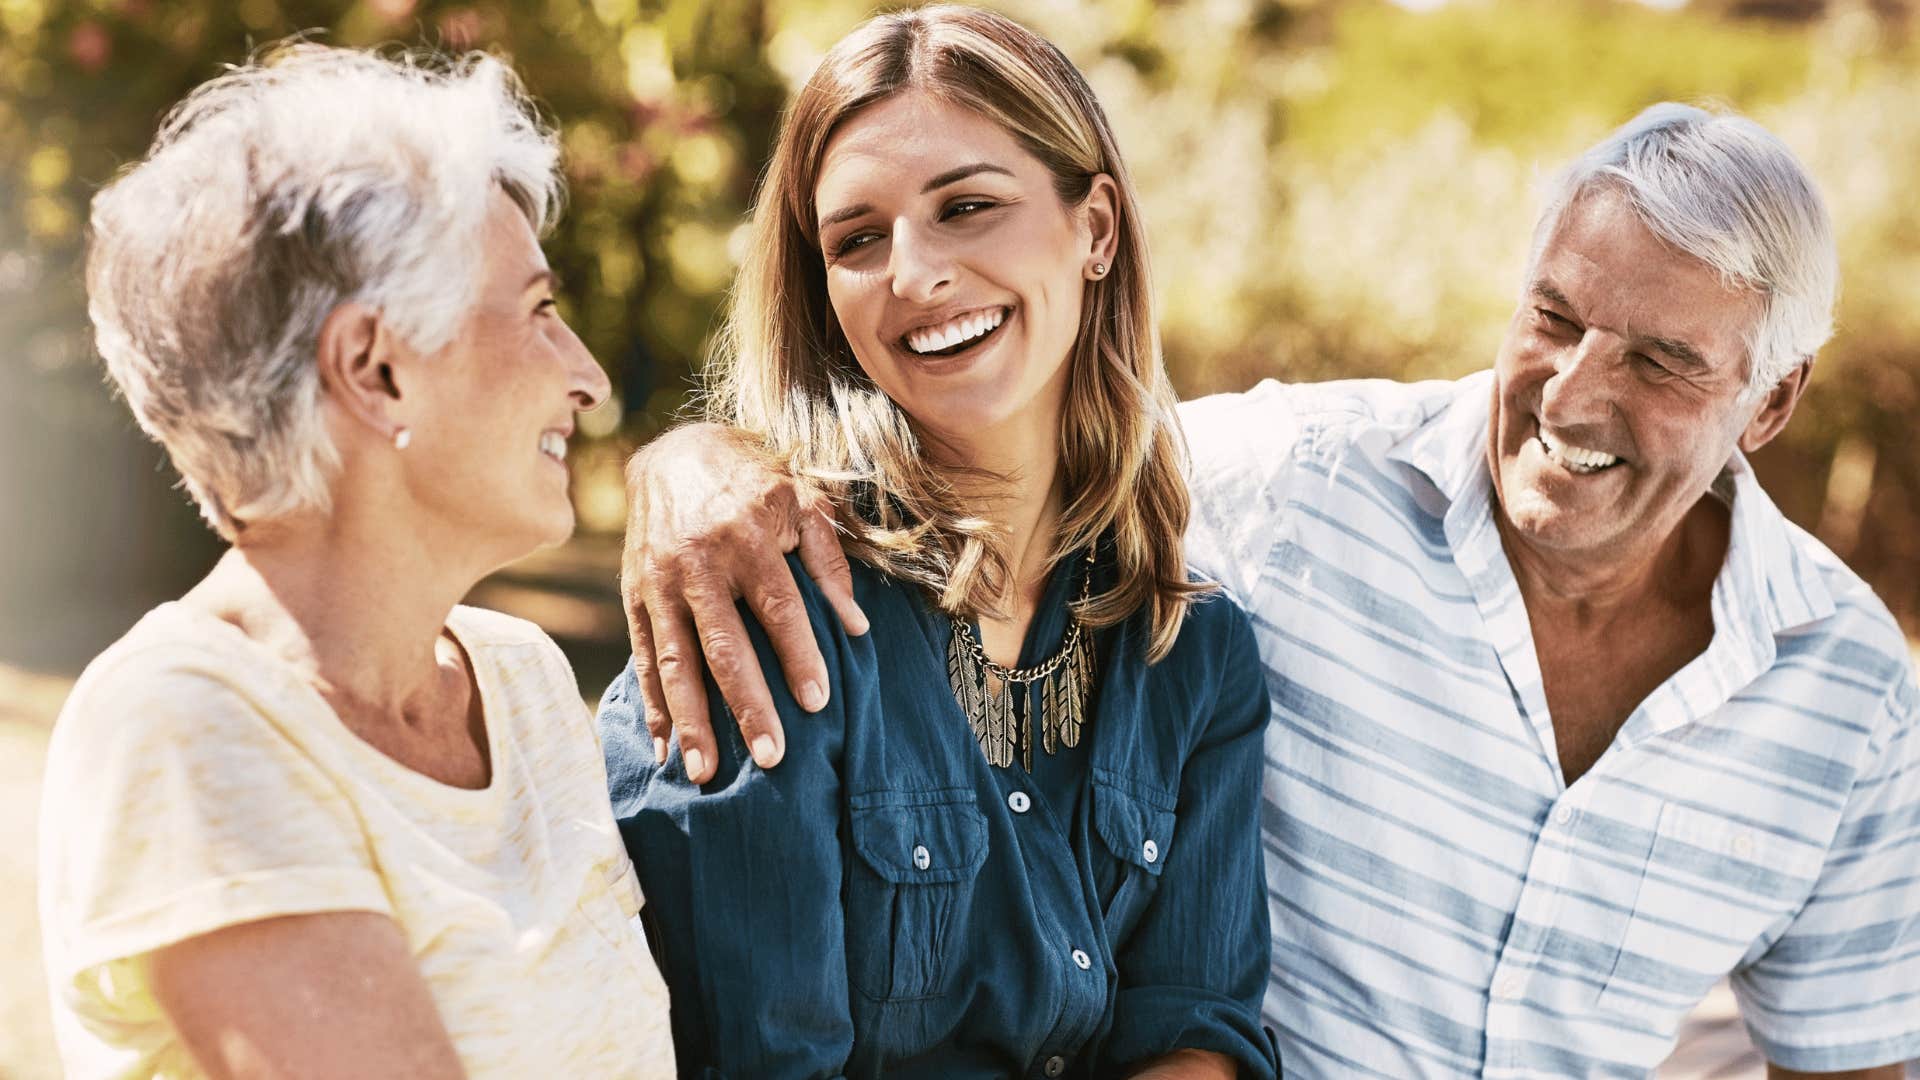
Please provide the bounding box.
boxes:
[945,548,1097,771]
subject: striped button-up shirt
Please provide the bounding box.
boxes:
[1179,372,1920,1077]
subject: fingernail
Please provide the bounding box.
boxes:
[800,680,827,712]
[751,733,781,768]
[849,608,871,635]
[684,747,708,781]
[653,737,668,764]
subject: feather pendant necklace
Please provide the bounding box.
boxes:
[946,549,1097,771]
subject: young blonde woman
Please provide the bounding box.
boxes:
[597,8,1276,1078]
[39,47,673,1079]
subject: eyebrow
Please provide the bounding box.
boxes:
[1643,333,1710,372]
[816,162,1017,232]
[1529,280,1709,371]
[1529,281,1575,310]
[920,161,1014,193]
[523,268,558,292]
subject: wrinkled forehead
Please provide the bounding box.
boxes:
[1530,188,1763,371]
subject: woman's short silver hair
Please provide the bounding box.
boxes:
[86,44,563,539]
[1530,102,1838,396]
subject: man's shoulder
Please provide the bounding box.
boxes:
[1773,520,1917,715]
[1181,373,1476,434]
[1179,372,1484,475]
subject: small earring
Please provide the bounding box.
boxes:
[1091,262,1107,278]
[392,427,412,450]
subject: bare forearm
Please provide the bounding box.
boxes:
[619,420,864,782]
[152,912,466,1080]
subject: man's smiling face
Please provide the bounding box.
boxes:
[1489,186,1772,564]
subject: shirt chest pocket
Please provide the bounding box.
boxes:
[846,795,988,1002]
[1596,801,1825,1024]
[1090,777,1177,938]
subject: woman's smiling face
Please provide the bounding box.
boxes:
[812,91,1113,459]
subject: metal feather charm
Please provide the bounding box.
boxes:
[945,548,1098,770]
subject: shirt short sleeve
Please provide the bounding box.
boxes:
[39,645,391,1003]
[1731,676,1920,1072]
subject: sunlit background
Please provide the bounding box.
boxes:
[2,0,1915,1075]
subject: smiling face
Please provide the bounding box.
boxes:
[1490,186,1798,566]
[407,189,610,553]
[812,91,1111,461]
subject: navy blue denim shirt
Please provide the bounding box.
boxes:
[599,551,1276,1080]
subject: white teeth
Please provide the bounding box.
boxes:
[539,431,567,462]
[1539,429,1618,473]
[906,307,1006,354]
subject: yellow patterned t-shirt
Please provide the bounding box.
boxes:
[38,602,675,1079]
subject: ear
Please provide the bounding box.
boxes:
[315,302,409,443]
[1080,172,1120,270]
[1737,359,1811,454]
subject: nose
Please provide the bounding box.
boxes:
[1538,332,1618,429]
[888,220,953,303]
[564,328,611,412]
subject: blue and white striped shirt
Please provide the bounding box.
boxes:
[1179,372,1920,1077]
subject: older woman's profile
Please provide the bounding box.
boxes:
[37,44,675,1079]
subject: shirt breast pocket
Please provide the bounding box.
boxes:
[1596,801,1824,1024]
[1090,776,1178,938]
[846,793,988,1002]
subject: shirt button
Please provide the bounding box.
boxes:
[1494,973,1523,999]
[913,844,931,871]
[1009,791,1032,814]
[1043,1056,1067,1077]
[1142,839,1159,864]
[1553,804,1575,826]
[1731,832,1755,858]
[1071,948,1091,970]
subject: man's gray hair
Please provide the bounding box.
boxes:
[1531,102,1837,395]
[86,44,563,539]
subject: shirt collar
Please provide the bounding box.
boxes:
[1384,369,1835,647]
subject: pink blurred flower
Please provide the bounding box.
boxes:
[438,8,484,48]
[68,22,112,73]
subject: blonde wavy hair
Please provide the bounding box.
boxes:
[709,4,1207,661]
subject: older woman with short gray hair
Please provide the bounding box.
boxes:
[38,45,674,1079]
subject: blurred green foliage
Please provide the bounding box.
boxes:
[2,0,1916,665]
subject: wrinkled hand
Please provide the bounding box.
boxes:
[619,424,869,783]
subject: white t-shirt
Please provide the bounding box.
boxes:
[38,602,675,1079]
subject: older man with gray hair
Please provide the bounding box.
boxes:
[620,102,1918,1077]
